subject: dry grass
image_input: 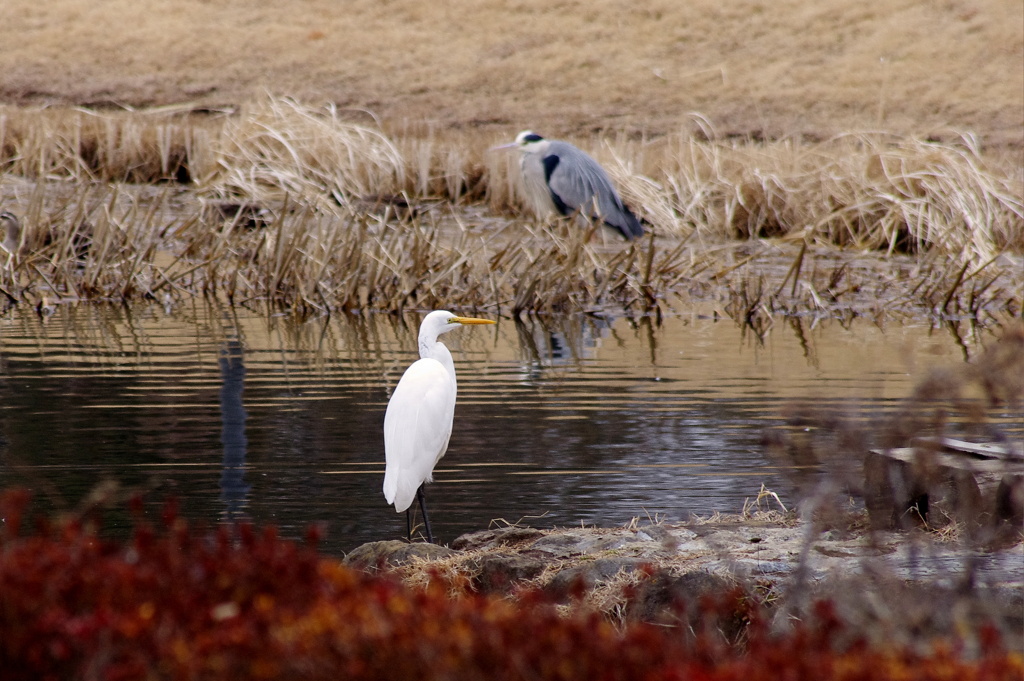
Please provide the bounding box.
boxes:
[166,205,678,316]
[200,97,406,209]
[3,98,1021,257]
[0,105,219,183]
[0,181,176,306]
[0,97,1021,319]
[646,132,1024,260]
[4,182,1018,323]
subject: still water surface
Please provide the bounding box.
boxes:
[0,303,1015,554]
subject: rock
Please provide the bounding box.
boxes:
[337,513,1022,656]
[470,553,547,594]
[727,558,797,577]
[529,530,661,559]
[344,540,456,571]
[996,475,1024,526]
[626,571,747,643]
[543,558,647,601]
[451,526,545,551]
[527,532,592,558]
[864,438,1024,531]
[638,524,693,547]
[799,576,1024,651]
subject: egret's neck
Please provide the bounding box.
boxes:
[420,337,457,384]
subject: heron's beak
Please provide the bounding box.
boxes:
[489,142,518,152]
[451,316,497,325]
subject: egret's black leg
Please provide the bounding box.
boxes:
[406,507,413,542]
[417,486,434,544]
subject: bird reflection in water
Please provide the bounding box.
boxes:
[513,315,614,381]
[218,338,251,522]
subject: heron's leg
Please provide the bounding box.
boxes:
[417,486,434,544]
[405,507,413,542]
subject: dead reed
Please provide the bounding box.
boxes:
[0,181,177,306]
[0,97,1021,317]
[1,181,1020,323]
[164,205,686,317]
[0,104,223,183]
[200,97,406,210]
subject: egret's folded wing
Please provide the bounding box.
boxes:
[383,358,456,512]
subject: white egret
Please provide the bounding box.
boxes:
[383,310,496,543]
[493,131,644,240]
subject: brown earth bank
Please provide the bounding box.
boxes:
[2,0,1022,152]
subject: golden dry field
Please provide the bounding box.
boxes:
[2,0,1022,148]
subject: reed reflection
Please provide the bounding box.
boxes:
[218,338,250,522]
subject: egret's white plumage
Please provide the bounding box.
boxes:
[383,358,454,513]
[383,310,495,540]
[494,131,644,240]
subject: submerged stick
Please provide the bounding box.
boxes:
[775,240,808,298]
[940,261,970,314]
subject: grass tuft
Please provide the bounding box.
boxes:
[199,96,406,210]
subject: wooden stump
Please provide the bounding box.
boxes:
[864,437,1024,531]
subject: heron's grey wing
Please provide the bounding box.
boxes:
[545,142,644,240]
[599,194,644,240]
[543,142,595,215]
[541,155,570,215]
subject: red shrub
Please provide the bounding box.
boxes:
[0,490,1019,681]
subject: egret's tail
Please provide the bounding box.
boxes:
[383,470,419,513]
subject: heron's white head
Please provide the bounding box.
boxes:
[513,130,546,148]
[490,131,549,155]
[419,310,496,348]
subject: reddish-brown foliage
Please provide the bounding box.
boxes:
[0,489,1019,681]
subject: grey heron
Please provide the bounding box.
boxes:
[494,131,644,240]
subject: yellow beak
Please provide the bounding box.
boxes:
[450,316,497,325]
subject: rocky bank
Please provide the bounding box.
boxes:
[344,514,1024,650]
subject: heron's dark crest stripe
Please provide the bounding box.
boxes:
[523,133,544,143]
